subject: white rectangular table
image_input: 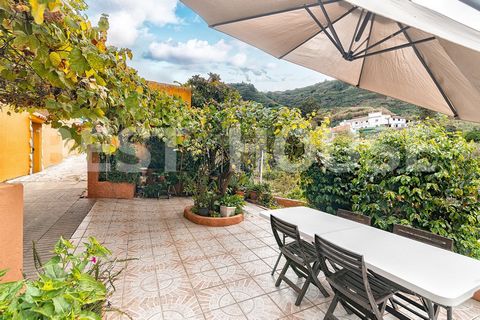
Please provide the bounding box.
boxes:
[261,206,480,319]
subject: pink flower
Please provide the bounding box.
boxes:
[91,257,97,264]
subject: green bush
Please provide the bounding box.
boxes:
[0,237,125,319]
[301,134,359,214]
[99,144,141,184]
[352,122,480,258]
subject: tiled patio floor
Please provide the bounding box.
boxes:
[70,198,480,320]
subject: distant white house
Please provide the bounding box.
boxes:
[337,112,408,133]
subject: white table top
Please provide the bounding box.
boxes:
[261,206,480,307]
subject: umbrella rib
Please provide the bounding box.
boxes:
[209,0,342,28]
[352,36,435,60]
[279,6,357,60]
[352,26,410,58]
[348,9,365,54]
[356,14,375,87]
[317,0,346,56]
[305,7,344,55]
[397,23,458,118]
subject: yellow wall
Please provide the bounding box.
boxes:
[0,110,31,182]
[147,81,192,107]
[42,124,64,169]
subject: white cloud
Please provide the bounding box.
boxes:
[88,0,179,47]
[146,39,247,67]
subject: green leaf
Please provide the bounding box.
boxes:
[52,296,70,314]
[69,48,89,74]
[78,310,102,320]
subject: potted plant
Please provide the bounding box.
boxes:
[194,193,211,216]
[219,194,245,217]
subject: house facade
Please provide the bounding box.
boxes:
[338,112,408,133]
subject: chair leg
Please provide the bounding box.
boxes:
[271,252,283,276]
[325,294,340,320]
[275,260,290,287]
[295,276,311,306]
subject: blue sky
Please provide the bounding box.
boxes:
[85,0,328,91]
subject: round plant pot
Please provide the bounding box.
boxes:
[248,191,258,200]
[235,191,245,198]
[197,207,209,216]
[220,205,236,217]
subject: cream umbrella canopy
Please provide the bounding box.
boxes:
[181,0,480,122]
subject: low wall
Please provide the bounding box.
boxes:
[87,151,135,199]
[184,206,243,227]
[0,183,23,282]
[274,196,307,208]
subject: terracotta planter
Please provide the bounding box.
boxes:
[248,191,258,200]
[474,290,480,302]
[184,206,243,227]
[0,183,23,282]
[235,190,245,197]
[274,196,307,208]
[87,150,135,199]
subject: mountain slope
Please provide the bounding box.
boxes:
[230,80,423,120]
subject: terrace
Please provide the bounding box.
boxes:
[68,198,480,320]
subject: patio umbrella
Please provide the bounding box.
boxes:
[180,0,480,122]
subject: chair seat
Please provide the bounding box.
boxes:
[329,269,394,305]
[284,240,317,263]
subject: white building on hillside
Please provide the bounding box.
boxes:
[338,112,408,133]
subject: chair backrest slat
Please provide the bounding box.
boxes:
[315,234,380,315]
[337,209,371,226]
[393,224,453,251]
[314,234,363,275]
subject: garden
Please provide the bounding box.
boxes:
[1,0,480,318]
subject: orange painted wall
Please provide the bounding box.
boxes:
[42,124,64,169]
[0,110,31,182]
[147,81,192,107]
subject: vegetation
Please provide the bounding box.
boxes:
[0,0,189,151]
[218,194,245,214]
[0,237,125,319]
[301,134,359,213]
[184,74,328,216]
[302,120,480,258]
[98,143,140,184]
[232,80,421,119]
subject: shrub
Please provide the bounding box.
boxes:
[0,237,126,319]
[99,144,141,184]
[218,194,245,214]
[301,134,359,214]
[352,121,480,258]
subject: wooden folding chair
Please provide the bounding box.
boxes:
[270,215,329,306]
[389,224,454,319]
[337,208,371,225]
[314,234,396,319]
[393,224,453,251]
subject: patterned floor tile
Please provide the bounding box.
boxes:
[240,259,272,276]
[239,295,286,320]
[209,254,238,269]
[188,268,223,290]
[203,304,248,320]
[196,284,236,312]
[252,273,288,294]
[217,264,250,284]
[226,277,266,303]
[269,288,314,315]
[281,305,325,319]
[161,294,203,319]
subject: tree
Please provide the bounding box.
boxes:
[185,73,240,108]
[0,0,188,151]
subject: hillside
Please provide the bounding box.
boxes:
[230,80,424,121]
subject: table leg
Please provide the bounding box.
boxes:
[446,306,453,320]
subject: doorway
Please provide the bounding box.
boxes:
[32,122,42,173]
